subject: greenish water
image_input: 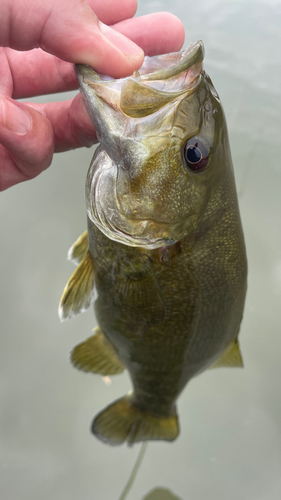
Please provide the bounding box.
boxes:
[1,1,281,499]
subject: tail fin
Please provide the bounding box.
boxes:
[91,395,179,446]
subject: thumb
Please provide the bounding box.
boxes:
[0,0,144,78]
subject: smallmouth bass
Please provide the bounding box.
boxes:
[59,41,247,446]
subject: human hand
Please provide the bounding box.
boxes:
[0,0,185,191]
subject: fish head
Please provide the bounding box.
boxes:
[76,41,227,249]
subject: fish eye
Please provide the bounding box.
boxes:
[183,136,210,172]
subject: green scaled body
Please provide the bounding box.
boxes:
[59,41,247,446]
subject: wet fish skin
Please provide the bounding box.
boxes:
[59,41,247,445]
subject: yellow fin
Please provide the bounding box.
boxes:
[209,340,243,369]
[71,327,124,375]
[67,231,88,265]
[59,250,94,321]
[92,395,179,446]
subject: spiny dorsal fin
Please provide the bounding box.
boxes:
[209,339,243,369]
[92,395,179,446]
[67,231,88,265]
[59,250,94,321]
[71,327,124,375]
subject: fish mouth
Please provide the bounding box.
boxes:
[75,40,204,119]
[76,39,204,82]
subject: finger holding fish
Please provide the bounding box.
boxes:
[0,93,96,190]
[1,12,185,99]
[27,95,98,152]
[0,0,144,79]
[112,12,185,57]
[87,0,138,25]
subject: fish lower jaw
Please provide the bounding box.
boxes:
[104,225,177,250]
[116,230,177,250]
[90,213,176,249]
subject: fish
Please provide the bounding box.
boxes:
[59,40,247,446]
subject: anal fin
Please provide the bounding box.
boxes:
[209,339,243,369]
[71,327,125,375]
[59,250,94,321]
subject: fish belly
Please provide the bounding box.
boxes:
[90,221,246,416]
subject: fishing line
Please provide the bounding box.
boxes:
[238,129,261,200]
[118,442,148,500]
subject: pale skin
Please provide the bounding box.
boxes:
[0,0,185,191]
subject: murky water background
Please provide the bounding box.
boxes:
[1,1,281,499]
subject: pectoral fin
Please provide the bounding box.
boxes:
[209,339,243,369]
[71,327,124,375]
[115,275,165,326]
[59,250,94,321]
[67,231,88,264]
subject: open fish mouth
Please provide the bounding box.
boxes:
[78,41,205,249]
[76,40,204,118]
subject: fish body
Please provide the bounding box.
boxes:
[59,41,247,445]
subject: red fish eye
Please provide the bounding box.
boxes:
[183,136,210,172]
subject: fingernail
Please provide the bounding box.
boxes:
[99,21,144,60]
[0,98,31,135]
